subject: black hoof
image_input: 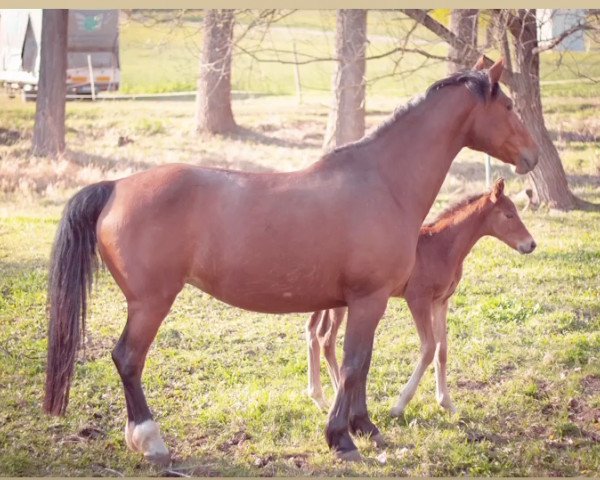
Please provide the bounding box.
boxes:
[349,414,380,439]
[326,425,357,457]
[371,432,386,448]
[335,449,362,462]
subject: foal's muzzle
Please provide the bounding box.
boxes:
[518,239,537,254]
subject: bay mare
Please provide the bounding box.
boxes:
[305,179,537,415]
[44,59,538,464]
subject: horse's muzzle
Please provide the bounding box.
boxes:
[515,149,539,174]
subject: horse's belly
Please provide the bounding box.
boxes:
[187,266,345,314]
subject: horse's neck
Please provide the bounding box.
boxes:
[373,89,476,224]
[435,209,488,267]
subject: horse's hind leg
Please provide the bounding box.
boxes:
[112,291,180,465]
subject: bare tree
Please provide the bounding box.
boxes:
[402,9,591,210]
[323,9,367,149]
[195,9,237,135]
[448,10,478,74]
[32,9,68,157]
[503,9,578,209]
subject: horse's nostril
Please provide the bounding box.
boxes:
[530,240,537,251]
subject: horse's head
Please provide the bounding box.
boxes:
[466,58,539,174]
[483,178,536,254]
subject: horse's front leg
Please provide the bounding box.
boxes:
[325,293,387,461]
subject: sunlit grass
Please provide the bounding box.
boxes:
[0,85,599,475]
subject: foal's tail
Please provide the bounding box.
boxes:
[44,181,115,416]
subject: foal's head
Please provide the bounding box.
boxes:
[483,178,536,254]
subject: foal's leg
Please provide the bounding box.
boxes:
[391,298,435,417]
[321,307,346,392]
[306,311,329,409]
[112,291,180,465]
[326,294,387,461]
[433,300,456,413]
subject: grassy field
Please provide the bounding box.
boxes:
[0,82,599,476]
[1,10,600,474]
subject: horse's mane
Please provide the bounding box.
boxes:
[420,192,489,235]
[327,70,492,157]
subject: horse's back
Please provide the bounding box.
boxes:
[95,162,414,313]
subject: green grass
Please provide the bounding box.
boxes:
[0,193,599,476]
[0,88,599,475]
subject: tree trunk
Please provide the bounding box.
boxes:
[32,9,68,157]
[507,9,577,209]
[195,9,237,135]
[403,9,580,210]
[448,9,478,74]
[323,9,367,149]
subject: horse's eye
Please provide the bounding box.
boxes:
[505,213,514,219]
[507,104,513,111]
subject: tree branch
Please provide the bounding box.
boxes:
[401,9,514,85]
[533,22,591,54]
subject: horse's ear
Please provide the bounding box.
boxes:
[491,177,505,203]
[473,56,486,71]
[488,58,504,85]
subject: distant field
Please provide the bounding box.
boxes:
[119,11,600,97]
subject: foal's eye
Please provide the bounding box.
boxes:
[506,103,513,111]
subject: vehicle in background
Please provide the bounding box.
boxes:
[0,9,119,97]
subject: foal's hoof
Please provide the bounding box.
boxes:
[309,394,330,411]
[145,450,171,467]
[335,449,362,462]
[445,404,458,416]
[390,406,405,419]
[371,433,386,448]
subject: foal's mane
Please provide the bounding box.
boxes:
[327,70,493,157]
[420,192,489,235]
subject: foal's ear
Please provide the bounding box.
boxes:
[473,56,486,71]
[488,58,504,85]
[491,177,505,203]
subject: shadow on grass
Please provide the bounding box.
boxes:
[220,125,321,150]
[66,149,155,173]
[0,258,48,278]
[165,451,314,477]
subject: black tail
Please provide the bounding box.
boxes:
[44,181,115,415]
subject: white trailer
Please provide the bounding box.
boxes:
[537,9,587,52]
[0,9,120,95]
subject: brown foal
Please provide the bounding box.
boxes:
[306,179,536,415]
[45,59,538,464]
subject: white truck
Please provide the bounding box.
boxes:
[0,9,120,96]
